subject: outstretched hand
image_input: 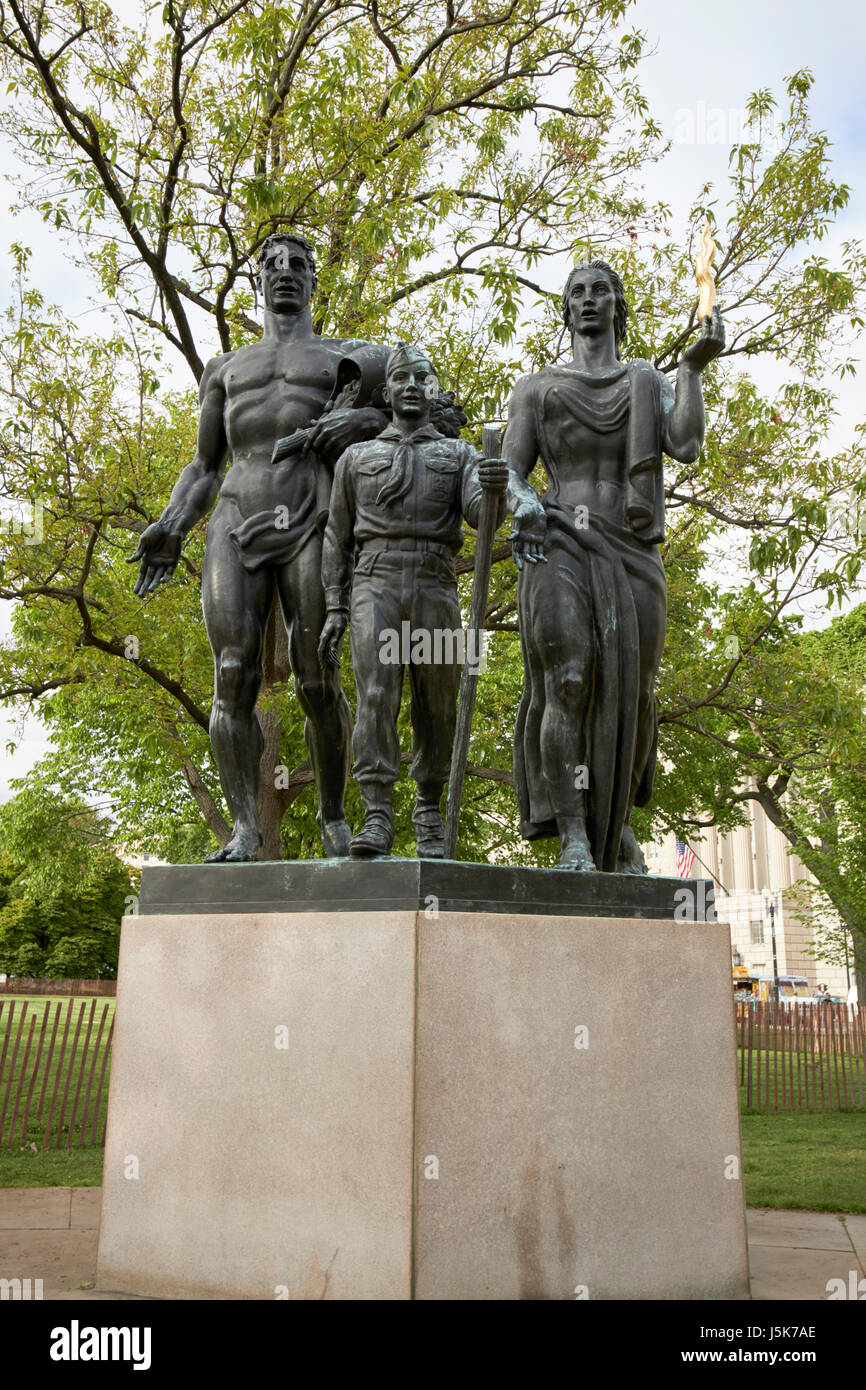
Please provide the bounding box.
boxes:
[509,498,547,570]
[681,305,725,372]
[127,523,182,596]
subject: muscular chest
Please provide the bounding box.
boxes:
[224,341,340,445]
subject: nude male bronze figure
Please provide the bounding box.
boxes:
[129,233,389,861]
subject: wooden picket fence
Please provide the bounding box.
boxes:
[737,1001,866,1112]
[0,997,114,1149]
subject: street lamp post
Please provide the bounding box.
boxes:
[762,888,780,1004]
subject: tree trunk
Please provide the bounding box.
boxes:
[755,782,866,1001]
[179,760,231,847]
[161,718,231,847]
[847,927,866,1004]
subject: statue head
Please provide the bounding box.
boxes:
[255,232,318,313]
[383,343,439,422]
[561,260,629,358]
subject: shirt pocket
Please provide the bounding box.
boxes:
[353,549,378,578]
[421,551,458,587]
[424,453,460,501]
[355,454,393,502]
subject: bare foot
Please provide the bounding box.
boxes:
[557,825,597,872]
[616,825,647,875]
[204,827,262,863]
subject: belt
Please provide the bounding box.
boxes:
[358,537,455,559]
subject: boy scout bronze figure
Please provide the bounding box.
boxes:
[318,344,511,858]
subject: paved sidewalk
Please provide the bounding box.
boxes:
[747,1207,865,1300]
[0,1187,147,1301]
[1,1188,864,1300]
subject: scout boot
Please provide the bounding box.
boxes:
[412,784,446,858]
[350,786,395,857]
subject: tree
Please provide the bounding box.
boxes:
[0,0,662,856]
[0,5,863,870]
[679,602,866,999]
[0,0,656,372]
[0,783,136,976]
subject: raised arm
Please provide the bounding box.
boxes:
[129,356,228,595]
[661,307,725,463]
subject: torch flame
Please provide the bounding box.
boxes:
[694,216,717,320]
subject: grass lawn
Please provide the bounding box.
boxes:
[0,1144,105,1187]
[741,1108,866,1212]
[0,993,115,1021]
[737,1045,865,1112]
[0,995,114,1176]
[735,1042,866,1210]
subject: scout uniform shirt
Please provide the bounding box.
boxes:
[321,422,490,611]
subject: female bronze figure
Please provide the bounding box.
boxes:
[503,262,724,871]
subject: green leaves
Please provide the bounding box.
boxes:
[0,0,863,900]
[1,0,660,368]
[0,784,135,978]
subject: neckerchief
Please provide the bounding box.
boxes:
[374,423,442,507]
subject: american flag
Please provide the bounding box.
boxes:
[676,837,695,878]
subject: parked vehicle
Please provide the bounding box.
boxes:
[733,966,758,999]
[754,974,813,1003]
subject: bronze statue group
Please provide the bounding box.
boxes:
[131,233,724,871]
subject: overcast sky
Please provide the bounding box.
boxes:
[1,0,863,800]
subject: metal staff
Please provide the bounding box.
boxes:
[444,423,504,859]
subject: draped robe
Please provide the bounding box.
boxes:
[513,360,668,871]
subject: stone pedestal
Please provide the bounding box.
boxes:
[96,864,749,1300]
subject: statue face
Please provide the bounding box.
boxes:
[259,240,314,315]
[384,356,438,420]
[565,268,616,339]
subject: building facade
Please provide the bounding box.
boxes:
[645,796,854,998]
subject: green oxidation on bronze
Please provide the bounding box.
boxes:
[137,858,718,920]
